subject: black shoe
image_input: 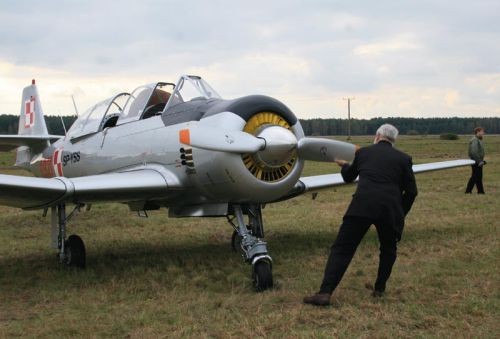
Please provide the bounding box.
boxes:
[303,293,331,306]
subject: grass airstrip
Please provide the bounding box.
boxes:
[0,135,498,337]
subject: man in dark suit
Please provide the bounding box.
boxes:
[304,124,418,306]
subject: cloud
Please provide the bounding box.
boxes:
[445,90,460,107]
[353,34,422,56]
[0,0,499,118]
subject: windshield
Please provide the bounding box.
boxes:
[67,92,130,138]
[118,82,175,124]
[117,86,154,124]
[164,75,221,111]
[105,93,129,115]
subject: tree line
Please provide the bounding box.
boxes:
[0,114,499,136]
[299,117,500,136]
[0,115,77,135]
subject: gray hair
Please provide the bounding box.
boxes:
[376,124,399,143]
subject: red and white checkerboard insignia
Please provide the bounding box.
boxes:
[52,148,64,177]
[24,96,35,128]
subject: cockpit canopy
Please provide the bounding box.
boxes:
[117,75,220,125]
[166,75,221,109]
[117,82,175,125]
[66,92,130,139]
[67,75,220,140]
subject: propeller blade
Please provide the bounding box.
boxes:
[179,126,265,153]
[297,137,357,162]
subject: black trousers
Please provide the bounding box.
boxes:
[319,216,398,294]
[466,164,484,193]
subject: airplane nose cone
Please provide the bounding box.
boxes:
[255,126,298,167]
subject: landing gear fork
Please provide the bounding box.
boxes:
[229,204,273,291]
[52,203,86,268]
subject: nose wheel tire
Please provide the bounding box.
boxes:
[64,234,86,268]
[253,260,273,292]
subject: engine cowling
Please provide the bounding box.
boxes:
[190,104,305,203]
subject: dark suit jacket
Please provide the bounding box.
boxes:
[341,140,418,239]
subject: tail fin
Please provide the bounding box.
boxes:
[18,79,49,136]
[0,80,60,168]
[16,79,50,167]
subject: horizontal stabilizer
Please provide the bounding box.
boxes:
[0,135,63,152]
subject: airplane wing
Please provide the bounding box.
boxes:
[0,166,182,210]
[280,159,475,200]
[0,135,63,151]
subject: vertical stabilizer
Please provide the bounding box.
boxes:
[18,79,49,136]
[16,79,50,167]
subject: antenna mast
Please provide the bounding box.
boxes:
[71,95,79,116]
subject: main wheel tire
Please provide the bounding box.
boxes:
[253,260,273,292]
[64,234,86,268]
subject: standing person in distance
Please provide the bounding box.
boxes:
[465,127,486,194]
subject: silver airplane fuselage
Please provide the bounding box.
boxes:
[27,104,305,212]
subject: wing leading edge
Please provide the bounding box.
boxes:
[279,159,475,201]
[0,167,181,210]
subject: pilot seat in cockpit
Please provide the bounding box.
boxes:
[142,88,171,119]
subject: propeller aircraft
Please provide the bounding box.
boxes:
[0,75,474,291]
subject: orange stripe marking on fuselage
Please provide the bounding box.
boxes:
[39,158,55,177]
[179,129,191,145]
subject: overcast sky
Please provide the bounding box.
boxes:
[1,0,499,119]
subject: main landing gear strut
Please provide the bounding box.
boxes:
[52,203,86,268]
[228,204,273,291]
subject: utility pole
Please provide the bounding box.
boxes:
[343,97,355,140]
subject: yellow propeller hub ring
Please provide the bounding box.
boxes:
[242,112,297,182]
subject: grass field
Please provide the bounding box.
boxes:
[0,135,498,338]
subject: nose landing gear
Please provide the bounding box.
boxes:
[228,204,273,291]
[253,260,273,292]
